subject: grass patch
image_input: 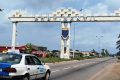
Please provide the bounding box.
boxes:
[40,56,98,63]
[40,57,71,63]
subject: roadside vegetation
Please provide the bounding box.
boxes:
[21,43,110,63]
[116,34,120,61]
[40,53,106,63]
[40,57,71,63]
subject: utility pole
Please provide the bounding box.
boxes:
[73,9,83,58]
[73,23,75,58]
[96,36,103,56]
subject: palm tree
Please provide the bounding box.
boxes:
[104,49,109,56]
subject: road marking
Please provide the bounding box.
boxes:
[64,67,72,70]
[52,70,60,73]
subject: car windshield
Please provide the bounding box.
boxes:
[0,53,22,64]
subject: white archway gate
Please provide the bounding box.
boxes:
[9,8,120,59]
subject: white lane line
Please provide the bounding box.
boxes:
[52,70,60,73]
[64,67,72,70]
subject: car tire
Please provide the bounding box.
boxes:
[43,72,50,80]
[22,76,29,80]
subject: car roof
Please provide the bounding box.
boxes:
[7,52,35,56]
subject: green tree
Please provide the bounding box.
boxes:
[117,51,120,56]
[116,34,120,56]
[91,49,99,57]
[91,49,96,53]
[101,49,106,57]
[79,53,84,57]
[25,43,33,54]
[101,49,110,57]
[104,49,109,56]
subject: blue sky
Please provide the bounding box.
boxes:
[0,0,120,53]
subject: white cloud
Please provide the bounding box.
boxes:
[105,0,120,9]
[83,3,109,15]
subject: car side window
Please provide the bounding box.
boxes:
[32,56,42,65]
[25,56,35,65]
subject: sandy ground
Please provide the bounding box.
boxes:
[90,62,120,80]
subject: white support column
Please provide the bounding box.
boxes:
[60,22,70,59]
[60,39,64,58]
[11,22,17,52]
[60,23,65,58]
[66,23,70,59]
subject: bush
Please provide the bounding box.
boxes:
[117,56,120,59]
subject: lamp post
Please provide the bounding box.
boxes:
[96,36,103,56]
[72,9,83,58]
[73,23,75,58]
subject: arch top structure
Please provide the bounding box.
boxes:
[9,8,120,59]
[9,8,120,22]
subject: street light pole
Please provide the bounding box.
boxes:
[96,36,103,53]
[72,9,83,58]
[73,23,75,58]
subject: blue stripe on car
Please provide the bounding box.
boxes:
[0,63,12,76]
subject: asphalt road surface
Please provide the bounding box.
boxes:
[48,57,116,80]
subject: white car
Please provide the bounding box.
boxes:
[0,52,51,80]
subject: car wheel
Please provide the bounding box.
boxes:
[22,76,29,80]
[44,72,50,80]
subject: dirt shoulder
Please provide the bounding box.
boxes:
[90,63,120,80]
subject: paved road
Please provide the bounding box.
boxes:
[48,57,116,80]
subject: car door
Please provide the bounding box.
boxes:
[32,56,46,78]
[25,56,38,80]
